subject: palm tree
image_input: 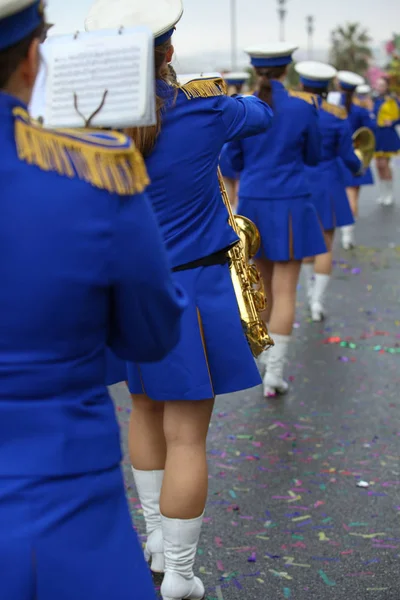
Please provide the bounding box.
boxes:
[329,22,372,75]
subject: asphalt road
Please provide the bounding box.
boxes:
[110,159,400,600]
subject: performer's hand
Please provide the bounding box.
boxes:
[384,119,393,126]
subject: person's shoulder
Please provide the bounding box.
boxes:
[288,90,319,110]
[321,100,348,120]
[177,76,227,101]
[13,106,149,196]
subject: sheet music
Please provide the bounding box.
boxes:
[30,27,155,129]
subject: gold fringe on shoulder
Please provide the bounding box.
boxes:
[179,77,228,100]
[13,108,149,196]
[289,90,318,107]
[321,101,348,119]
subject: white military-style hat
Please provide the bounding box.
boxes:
[0,0,44,51]
[223,71,250,85]
[356,83,371,95]
[245,42,298,68]
[85,0,183,46]
[178,73,222,86]
[295,61,337,88]
[337,70,365,91]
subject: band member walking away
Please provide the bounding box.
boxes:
[329,71,376,249]
[296,62,363,321]
[373,76,400,206]
[221,43,327,397]
[85,2,273,599]
[0,1,187,598]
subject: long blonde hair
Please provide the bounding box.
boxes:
[126,40,175,157]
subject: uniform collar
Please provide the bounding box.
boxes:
[271,80,286,91]
[0,91,27,116]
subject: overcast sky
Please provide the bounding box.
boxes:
[47,0,395,57]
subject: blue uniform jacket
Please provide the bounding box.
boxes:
[220,81,321,199]
[306,100,362,181]
[0,92,187,477]
[145,80,273,268]
[343,96,377,135]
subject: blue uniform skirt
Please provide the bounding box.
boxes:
[127,262,261,400]
[374,126,400,156]
[341,163,374,187]
[0,466,156,600]
[306,162,355,231]
[237,195,326,261]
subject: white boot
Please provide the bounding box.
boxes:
[310,273,330,322]
[132,468,164,573]
[302,263,315,308]
[341,224,355,250]
[263,333,290,397]
[161,513,205,600]
[377,179,387,205]
[382,179,394,206]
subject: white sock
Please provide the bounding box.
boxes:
[313,274,330,306]
[387,179,393,195]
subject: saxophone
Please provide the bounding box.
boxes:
[218,169,274,357]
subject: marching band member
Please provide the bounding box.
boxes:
[85,1,273,599]
[373,76,400,206]
[296,62,363,320]
[330,71,375,249]
[0,1,187,597]
[224,70,251,95]
[356,83,373,103]
[221,43,327,397]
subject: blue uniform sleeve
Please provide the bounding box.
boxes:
[108,192,187,363]
[360,107,377,132]
[220,140,244,174]
[218,95,273,142]
[337,120,363,175]
[303,103,321,166]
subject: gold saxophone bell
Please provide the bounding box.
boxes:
[352,127,376,169]
[218,169,274,357]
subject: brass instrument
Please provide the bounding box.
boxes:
[218,169,274,357]
[353,127,376,169]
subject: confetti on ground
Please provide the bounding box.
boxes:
[112,187,400,599]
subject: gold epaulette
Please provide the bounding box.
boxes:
[13,107,149,196]
[321,101,348,119]
[352,97,365,108]
[289,90,319,108]
[179,77,228,100]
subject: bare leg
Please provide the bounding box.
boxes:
[161,398,214,519]
[160,399,215,600]
[129,393,166,470]
[314,230,334,276]
[269,260,302,336]
[346,186,360,218]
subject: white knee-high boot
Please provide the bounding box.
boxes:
[302,263,315,307]
[132,468,165,573]
[161,513,205,600]
[310,273,330,322]
[341,224,355,250]
[383,179,394,206]
[263,333,290,397]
